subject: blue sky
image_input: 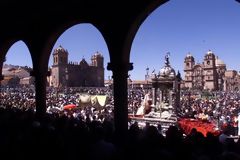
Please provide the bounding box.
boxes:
[4,0,240,80]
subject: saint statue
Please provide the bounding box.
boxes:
[165,52,170,66]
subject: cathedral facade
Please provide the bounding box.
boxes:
[183,50,226,91]
[50,46,104,88]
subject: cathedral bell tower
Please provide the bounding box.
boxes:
[51,45,69,87]
[203,50,217,90]
[53,45,68,66]
[184,53,195,88]
[91,51,103,68]
[91,51,104,87]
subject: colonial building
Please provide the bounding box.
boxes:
[1,64,34,87]
[183,50,226,91]
[224,70,240,91]
[50,45,104,87]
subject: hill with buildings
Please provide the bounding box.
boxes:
[1,64,34,86]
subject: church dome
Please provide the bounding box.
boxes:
[215,57,225,66]
[159,53,176,78]
[159,65,176,78]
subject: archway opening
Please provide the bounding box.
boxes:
[1,40,35,111]
[46,23,112,117]
[129,0,240,132]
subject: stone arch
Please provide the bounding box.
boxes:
[48,22,110,63]
[0,0,172,140]
[0,40,34,78]
[4,40,33,66]
[0,40,18,80]
[95,1,168,66]
[48,22,110,87]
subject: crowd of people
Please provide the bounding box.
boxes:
[0,86,240,159]
[0,106,239,160]
[180,91,240,135]
[1,86,240,133]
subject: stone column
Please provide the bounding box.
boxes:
[152,87,156,106]
[175,71,182,115]
[31,69,48,120]
[25,36,53,120]
[0,54,5,87]
[169,90,172,107]
[107,62,133,143]
[175,80,181,115]
[0,74,3,81]
[159,90,163,103]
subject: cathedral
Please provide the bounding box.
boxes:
[183,50,227,91]
[50,46,104,87]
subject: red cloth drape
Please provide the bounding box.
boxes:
[178,118,221,137]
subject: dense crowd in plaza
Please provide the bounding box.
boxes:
[180,91,240,134]
[1,86,240,131]
[0,86,240,159]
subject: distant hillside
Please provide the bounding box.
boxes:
[2,64,32,78]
